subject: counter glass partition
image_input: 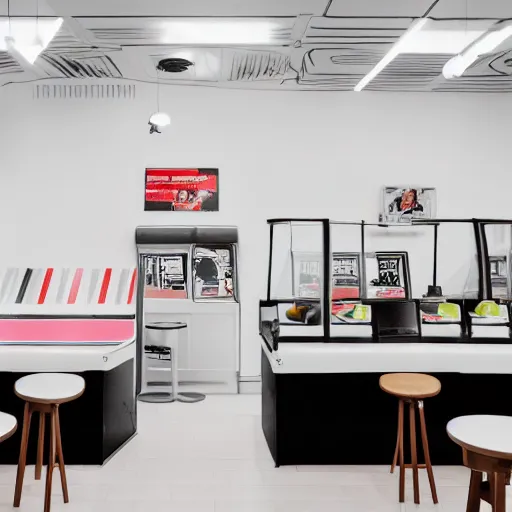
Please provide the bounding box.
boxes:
[262,218,509,346]
[483,222,512,300]
[269,221,325,334]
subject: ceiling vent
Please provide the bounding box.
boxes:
[157,58,194,73]
[33,84,136,100]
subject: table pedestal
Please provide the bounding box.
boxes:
[463,450,511,512]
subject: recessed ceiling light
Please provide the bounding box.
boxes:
[400,29,484,54]
[161,19,282,45]
[354,18,489,91]
[443,20,512,79]
[0,17,63,64]
[354,18,428,92]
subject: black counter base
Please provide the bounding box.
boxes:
[0,359,136,465]
[262,349,512,467]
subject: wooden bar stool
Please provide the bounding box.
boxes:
[379,373,440,505]
[448,415,512,512]
[13,373,85,512]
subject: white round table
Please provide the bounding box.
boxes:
[138,322,205,404]
[447,415,512,512]
[0,412,17,443]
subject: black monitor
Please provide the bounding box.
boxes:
[372,300,419,341]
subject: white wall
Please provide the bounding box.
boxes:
[1,82,511,377]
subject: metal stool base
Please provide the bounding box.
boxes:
[176,392,206,403]
[138,392,176,403]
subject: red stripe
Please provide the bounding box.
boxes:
[37,268,54,304]
[98,268,112,304]
[67,268,83,304]
[127,269,137,305]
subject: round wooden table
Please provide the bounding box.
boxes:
[447,415,512,512]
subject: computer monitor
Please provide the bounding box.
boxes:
[372,300,419,340]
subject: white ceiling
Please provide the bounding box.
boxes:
[1,0,329,17]
[1,0,512,92]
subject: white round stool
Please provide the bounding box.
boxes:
[138,322,205,403]
[13,373,85,512]
[0,412,17,443]
[447,415,512,512]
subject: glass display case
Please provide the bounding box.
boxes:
[260,218,512,348]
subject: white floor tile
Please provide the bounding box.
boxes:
[0,396,480,512]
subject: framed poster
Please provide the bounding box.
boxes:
[380,187,436,224]
[145,168,219,211]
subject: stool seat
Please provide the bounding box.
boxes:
[0,412,17,443]
[145,321,187,331]
[447,415,512,460]
[380,373,441,399]
[15,373,85,404]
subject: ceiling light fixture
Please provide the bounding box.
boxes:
[443,20,512,79]
[1,17,63,64]
[354,18,428,92]
[161,19,279,45]
[148,112,171,134]
[400,29,484,54]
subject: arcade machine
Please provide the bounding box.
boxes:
[0,266,137,464]
[260,218,512,467]
[135,226,240,396]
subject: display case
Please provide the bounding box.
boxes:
[260,218,512,349]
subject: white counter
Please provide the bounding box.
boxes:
[0,338,135,373]
[263,341,512,375]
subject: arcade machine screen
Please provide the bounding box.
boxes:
[332,253,360,300]
[366,252,408,299]
[193,247,235,300]
[144,255,187,299]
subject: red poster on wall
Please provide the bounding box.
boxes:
[145,168,219,211]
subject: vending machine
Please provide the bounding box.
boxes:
[135,226,240,395]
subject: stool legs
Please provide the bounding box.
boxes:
[44,407,57,512]
[13,403,69,511]
[390,399,403,474]
[13,403,33,507]
[55,406,69,503]
[418,400,438,504]
[36,412,46,480]
[409,401,420,505]
[393,399,437,505]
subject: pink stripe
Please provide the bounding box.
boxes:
[0,319,134,342]
[127,269,137,305]
[98,268,112,304]
[67,268,83,304]
[37,268,54,304]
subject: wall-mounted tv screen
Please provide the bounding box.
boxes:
[145,168,219,211]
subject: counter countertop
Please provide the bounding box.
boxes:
[263,341,512,374]
[0,338,135,372]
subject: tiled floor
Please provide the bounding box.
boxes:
[0,395,504,511]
